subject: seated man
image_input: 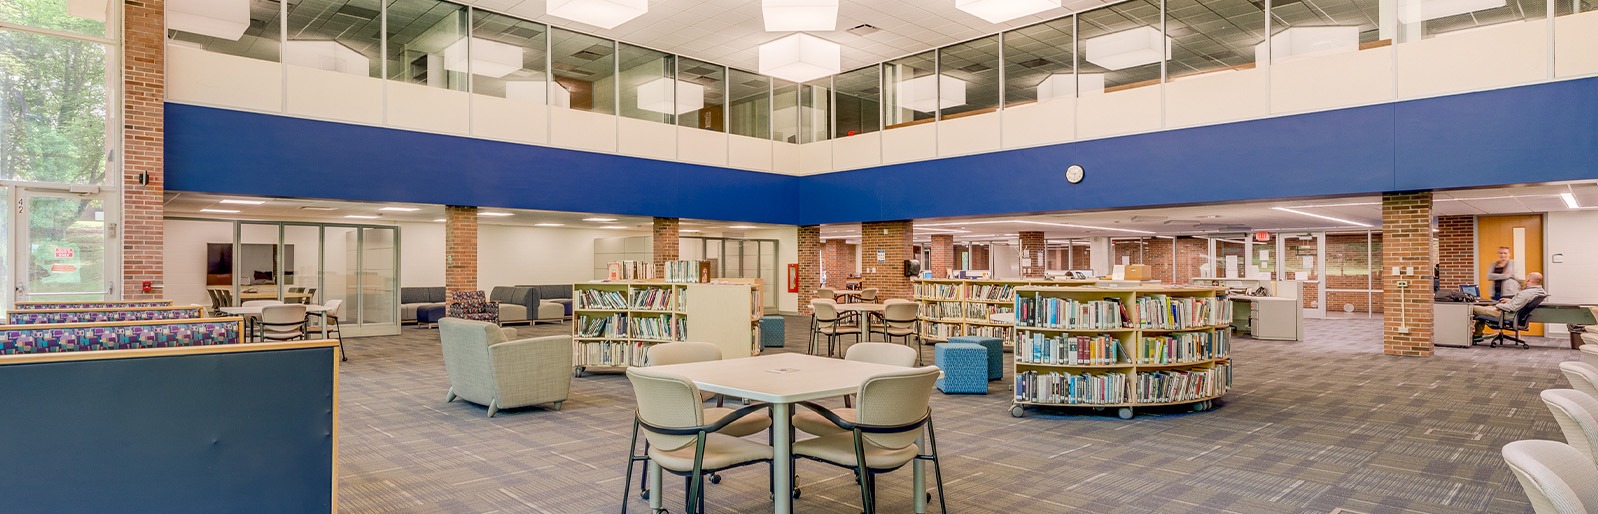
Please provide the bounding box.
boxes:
[1473,272,1547,340]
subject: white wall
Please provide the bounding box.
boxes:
[480,225,632,287]
[396,222,445,287]
[1544,211,1598,336]
[162,219,234,307]
[745,227,799,313]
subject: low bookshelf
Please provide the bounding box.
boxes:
[1010,285,1232,419]
[571,280,761,377]
[911,278,1095,347]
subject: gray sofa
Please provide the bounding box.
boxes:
[489,286,564,325]
[401,287,448,324]
[519,285,574,318]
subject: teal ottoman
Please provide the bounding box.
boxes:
[935,342,988,394]
[950,336,1004,381]
[760,315,786,348]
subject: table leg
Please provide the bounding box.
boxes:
[319,312,329,339]
[914,433,926,514]
[773,402,793,514]
[649,460,663,512]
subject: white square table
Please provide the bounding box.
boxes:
[218,304,333,339]
[645,352,931,514]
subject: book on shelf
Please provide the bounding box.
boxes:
[1135,295,1230,329]
[1017,333,1122,366]
[1138,331,1229,364]
[967,283,1017,302]
[1014,370,1127,405]
[1135,363,1230,403]
[1015,296,1126,329]
[963,302,1012,322]
[609,260,653,280]
[630,287,676,311]
[933,301,962,319]
[576,313,628,338]
[579,340,647,367]
[914,282,958,300]
[631,315,676,341]
[664,260,713,283]
[577,289,628,310]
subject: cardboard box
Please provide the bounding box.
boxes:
[1123,264,1151,281]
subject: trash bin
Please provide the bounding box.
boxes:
[1572,325,1588,349]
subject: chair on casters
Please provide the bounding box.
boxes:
[634,342,773,494]
[1477,295,1548,348]
[257,304,309,342]
[622,366,774,514]
[1502,439,1598,513]
[810,300,862,357]
[871,300,923,364]
[793,366,948,514]
[321,299,348,361]
[793,343,918,437]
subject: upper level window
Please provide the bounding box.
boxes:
[287,0,381,78]
[384,0,468,91]
[550,27,616,114]
[468,10,550,103]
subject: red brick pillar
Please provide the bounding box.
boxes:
[652,217,679,278]
[445,206,478,297]
[861,221,913,299]
[929,234,955,278]
[1436,215,1475,291]
[822,240,851,288]
[1019,231,1046,278]
[798,225,821,313]
[1146,237,1174,282]
[1383,192,1435,356]
[971,244,991,270]
[122,0,165,300]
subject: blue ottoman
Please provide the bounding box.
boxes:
[935,343,988,394]
[760,315,786,348]
[418,304,448,327]
[950,336,1004,381]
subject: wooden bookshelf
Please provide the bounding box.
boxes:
[1010,285,1232,419]
[571,280,761,377]
[910,278,1095,346]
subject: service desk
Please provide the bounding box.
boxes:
[1433,302,1474,348]
[1230,296,1301,341]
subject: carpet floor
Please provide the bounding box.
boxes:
[335,317,1574,513]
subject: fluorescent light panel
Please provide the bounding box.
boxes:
[919,220,1156,235]
[546,0,648,29]
[955,0,1060,24]
[1084,27,1171,71]
[1398,0,1506,23]
[583,217,619,222]
[534,223,565,227]
[759,33,841,83]
[379,207,419,212]
[199,208,239,214]
[218,199,264,205]
[478,212,514,217]
[636,77,705,115]
[896,75,967,113]
[1270,207,1373,227]
[727,225,758,229]
[1562,192,1580,209]
[763,0,839,31]
[344,215,379,219]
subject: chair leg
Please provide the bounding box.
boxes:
[623,420,640,514]
[486,399,499,418]
[444,388,456,403]
[927,418,949,514]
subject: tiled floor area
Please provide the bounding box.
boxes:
[336,317,1574,513]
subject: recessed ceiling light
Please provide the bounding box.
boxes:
[199,208,240,214]
[727,225,758,229]
[955,0,1059,23]
[379,207,420,212]
[599,225,627,230]
[680,229,702,233]
[583,217,618,222]
[432,218,446,222]
[345,215,380,219]
[1561,192,1581,209]
[1271,207,1372,227]
[478,212,514,217]
[534,223,565,227]
[218,199,264,205]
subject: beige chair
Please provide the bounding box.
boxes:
[871,300,923,363]
[622,366,773,514]
[1581,342,1598,368]
[810,300,862,357]
[794,366,947,514]
[645,342,773,437]
[858,288,879,302]
[793,343,918,437]
[1503,439,1598,513]
[439,317,571,417]
[257,304,308,342]
[817,288,837,304]
[1560,362,1598,400]
[1541,389,1598,464]
[320,299,347,362]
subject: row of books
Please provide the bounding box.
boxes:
[630,287,677,311]
[631,316,683,341]
[930,301,962,319]
[967,325,1013,342]
[914,283,959,300]
[576,341,648,367]
[1015,296,1126,329]
[1017,333,1123,366]
[1135,363,1231,403]
[1137,331,1229,364]
[921,322,962,339]
[576,314,627,338]
[577,289,628,310]
[967,284,1018,301]
[664,260,713,283]
[1015,370,1127,405]
[607,260,653,280]
[963,303,1011,322]
[1135,295,1230,330]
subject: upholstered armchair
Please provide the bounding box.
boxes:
[439,318,571,417]
[448,290,500,325]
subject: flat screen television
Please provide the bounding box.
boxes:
[207,243,294,286]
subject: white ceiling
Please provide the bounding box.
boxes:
[459,0,1120,72]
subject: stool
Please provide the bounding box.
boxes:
[418,304,448,328]
[935,342,988,394]
[760,315,786,348]
[950,335,1003,381]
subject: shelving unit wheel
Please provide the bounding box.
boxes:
[573,366,585,378]
[1010,405,1025,418]
[794,488,802,499]
[1192,400,1212,412]
[1117,407,1134,420]
[1091,407,1106,411]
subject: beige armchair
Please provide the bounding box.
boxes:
[440,318,571,417]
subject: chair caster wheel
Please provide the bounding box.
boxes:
[709,474,721,484]
[640,489,650,500]
[793,488,802,499]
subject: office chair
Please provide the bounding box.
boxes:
[1477,295,1548,349]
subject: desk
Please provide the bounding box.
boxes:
[219,304,332,339]
[1433,303,1474,348]
[647,353,930,514]
[1230,296,1301,341]
[237,291,314,303]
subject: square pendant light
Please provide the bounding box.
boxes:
[1035,73,1104,101]
[167,0,249,41]
[896,75,967,113]
[505,81,573,108]
[444,38,525,78]
[1254,26,1358,63]
[1084,27,1171,71]
[763,0,839,31]
[547,0,648,30]
[284,40,371,76]
[759,33,841,83]
[637,77,706,115]
[955,0,1060,24]
[1398,0,1506,23]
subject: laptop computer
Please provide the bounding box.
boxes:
[1459,284,1480,298]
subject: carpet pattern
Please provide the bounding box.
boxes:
[335,317,1576,513]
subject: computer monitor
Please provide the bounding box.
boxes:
[1459,284,1480,298]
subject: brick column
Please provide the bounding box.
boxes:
[860,220,913,299]
[652,217,679,278]
[929,234,955,278]
[971,244,990,270]
[1146,237,1174,282]
[445,206,478,297]
[1382,192,1435,357]
[798,225,821,313]
[1436,215,1475,291]
[822,240,852,288]
[1019,231,1046,278]
[121,0,165,300]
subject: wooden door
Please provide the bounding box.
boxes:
[1476,214,1544,335]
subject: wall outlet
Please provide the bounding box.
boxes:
[1396,280,1409,288]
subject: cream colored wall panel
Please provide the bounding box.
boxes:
[937,112,1001,157]
[470,94,548,145]
[831,132,882,171]
[1001,100,1073,149]
[1076,87,1161,140]
[549,108,618,153]
[772,142,802,175]
[1396,21,1549,99]
[286,66,383,125]
[678,127,729,167]
[1165,68,1268,128]
[385,82,470,135]
[1270,48,1395,114]
[799,140,833,174]
[880,124,937,164]
[617,118,678,160]
[1556,11,1598,78]
[166,46,282,113]
[727,135,774,171]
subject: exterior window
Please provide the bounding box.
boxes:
[0,29,110,184]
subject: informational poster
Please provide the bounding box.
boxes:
[876,250,886,262]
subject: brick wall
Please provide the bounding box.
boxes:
[860,220,912,299]
[1436,215,1475,291]
[1174,237,1208,283]
[798,225,820,313]
[122,0,165,300]
[1019,232,1045,278]
[929,234,954,278]
[971,244,990,270]
[445,206,478,297]
[822,240,852,288]
[1069,245,1089,271]
[1382,192,1434,356]
[651,217,679,277]
[1324,233,1384,314]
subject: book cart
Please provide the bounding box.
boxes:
[1010,285,1232,419]
[571,280,761,377]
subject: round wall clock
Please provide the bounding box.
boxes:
[1065,164,1085,184]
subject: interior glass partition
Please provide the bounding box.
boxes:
[938,35,1000,118]
[550,28,616,114]
[384,0,468,90]
[772,80,800,143]
[283,225,324,304]
[728,69,771,139]
[468,10,550,102]
[677,58,726,131]
[1077,0,1163,94]
[234,223,285,304]
[617,43,675,124]
[883,50,938,128]
[1281,232,1325,317]
[1164,0,1261,80]
[286,0,382,78]
[1325,231,1381,318]
[1003,17,1075,106]
[800,78,831,143]
[168,0,281,62]
[681,236,780,309]
[1211,237,1246,278]
[359,227,399,328]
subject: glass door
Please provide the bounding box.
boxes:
[17,191,110,302]
[1281,233,1326,318]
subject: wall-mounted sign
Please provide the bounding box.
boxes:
[53,247,74,259]
[876,250,886,262]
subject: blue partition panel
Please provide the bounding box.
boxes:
[0,347,335,513]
